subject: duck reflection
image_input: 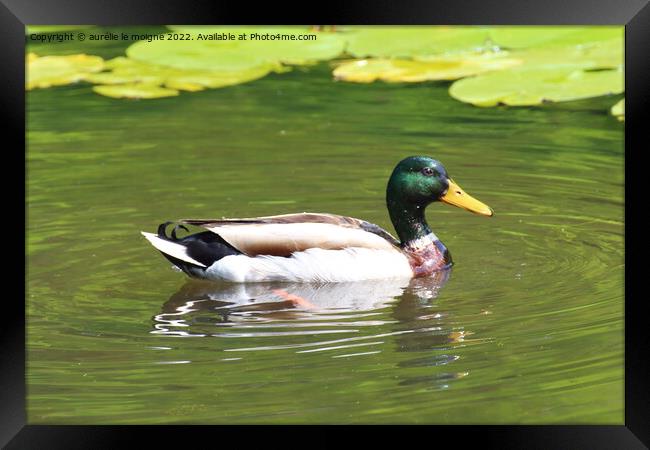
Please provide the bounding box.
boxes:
[153,269,468,389]
[389,276,472,389]
[156,270,450,326]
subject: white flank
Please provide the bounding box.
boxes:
[204,247,414,282]
[206,222,397,255]
[140,232,207,268]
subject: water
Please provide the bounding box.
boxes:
[27,45,624,423]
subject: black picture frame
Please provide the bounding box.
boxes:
[5,0,648,448]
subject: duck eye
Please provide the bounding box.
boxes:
[421,167,435,176]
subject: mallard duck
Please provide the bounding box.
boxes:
[141,156,493,282]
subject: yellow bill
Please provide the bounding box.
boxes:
[440,179,493,217]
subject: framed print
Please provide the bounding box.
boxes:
[4,0,649,447]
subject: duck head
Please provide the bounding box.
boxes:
[386,156,493,245]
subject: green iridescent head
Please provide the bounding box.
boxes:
[386,156,493,244]
[386,156,451,205]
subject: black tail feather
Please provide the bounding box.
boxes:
[154,221,242,279]
[171,224,189,240]
[157,221,174,238]
[158,221,191,241]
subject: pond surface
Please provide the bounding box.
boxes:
[27,39,624,424]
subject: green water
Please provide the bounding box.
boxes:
[27,44,624,423]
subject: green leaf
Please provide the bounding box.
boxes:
[126,26,345,72]
[27,53,105,90]
[92,83,179,99]
[513,38,623,70]
[449,66,623,106]
[344,26,492,58]
[487,26,622,49]
[84,56,275,92]
[333,53,522,83]
[168,26,347,65]
[610,99,624,121]
[127,39,269,72]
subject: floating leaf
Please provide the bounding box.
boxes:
[333,53,522,83]
[84,56,275,92]
[344,26,492,58]
[514,38,622,70]
[100,27,339,98]
[83,71,159,85]
[92,83,179,99]
[449,66,623,106]
[168,26,347,65]
[83,57,161,85]
[160,66,274,90]
[27,53,104,90]
[127,26,344,74]
[26,25,624,109]
[487,26,622,49]
[611,99,624,121]
[127,39,269,73]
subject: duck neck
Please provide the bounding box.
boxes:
[387,198,435,248]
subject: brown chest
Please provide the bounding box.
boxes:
[405,245,450,277]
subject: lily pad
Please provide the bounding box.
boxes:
[27,25,624,108]
[487,26,622,49]
[83,57,161,84]
[168,26,347,65]
[127,39,270,72]
[449,66,623,106]
[344,26,492,58]
[513,37,622,70]
[611,99,624,121]
[120,28,335,97]
[127,26,345,74]
[333,53,522,83]
[27,53,105,90]
[92,83,179,99]
[85,56,275,93]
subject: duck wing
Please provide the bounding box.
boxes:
[180,213,401,256]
